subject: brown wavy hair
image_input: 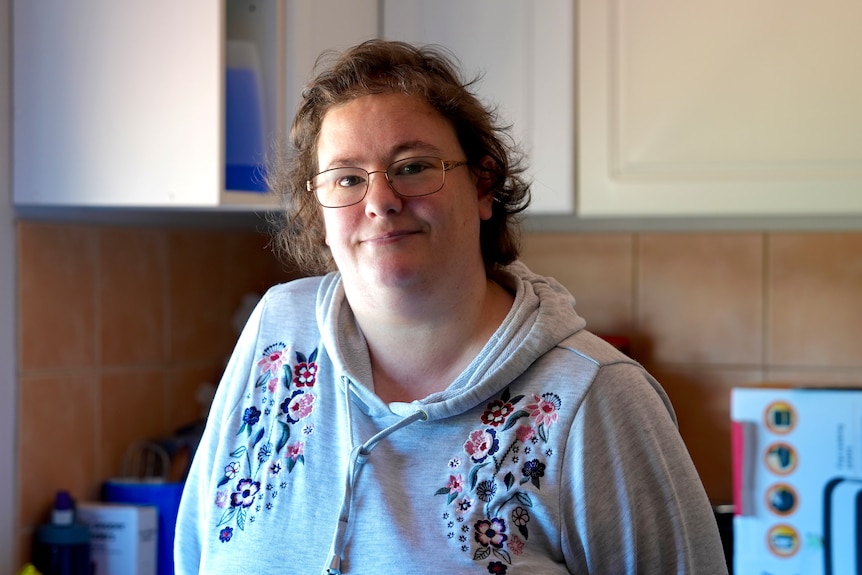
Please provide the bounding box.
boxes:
[267,39,531,275]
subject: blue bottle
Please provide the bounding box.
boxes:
[32,491,92,575]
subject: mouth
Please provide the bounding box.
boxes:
[361,229,419,245]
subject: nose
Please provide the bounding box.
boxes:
[364,170,402,217]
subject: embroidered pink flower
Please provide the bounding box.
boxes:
[257,343,288,377]
[286,441,304,461]
[516,425,535,443]
[281,390,315,423]
[267,377,279,393]
[525,393,561,428]
[508,534,525,555]
[474,517,508,549]
[463,428,500,463]
[481,399,515,427]
[446,474,464,494]
[215,490,228,508]
[293,361,318,387]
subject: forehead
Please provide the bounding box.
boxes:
[316,92,460,165]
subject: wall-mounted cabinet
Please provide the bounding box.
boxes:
[13,0,378,210]
[382,0,575,215]
[578,0,862,217]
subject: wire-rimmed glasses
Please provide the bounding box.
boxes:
[307,156,468,208]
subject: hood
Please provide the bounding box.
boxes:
[315,260,587,421]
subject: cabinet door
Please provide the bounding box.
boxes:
[579,0,862,217]
[382,0,575,214]
[14,1,222,207]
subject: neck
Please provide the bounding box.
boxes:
[347,273,513,403]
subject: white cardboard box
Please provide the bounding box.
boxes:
[77,503,158,575]
[731,387,862,575]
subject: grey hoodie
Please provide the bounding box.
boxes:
[175,261,728,574]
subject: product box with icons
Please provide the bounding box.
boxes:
[732,387,862,575]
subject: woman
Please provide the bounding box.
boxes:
[174,39,728,574]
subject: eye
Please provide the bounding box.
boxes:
[334,173,366,188]
[392,158,437,177]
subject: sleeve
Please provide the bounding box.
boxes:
[561,362,728,575]
[173,294,268,575]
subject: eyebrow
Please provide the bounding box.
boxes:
[324,140,448,169]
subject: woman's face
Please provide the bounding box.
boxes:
[315,91,493,296]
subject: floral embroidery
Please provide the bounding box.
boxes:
[435,386,559,571]
[293,350,318,387]
[464,429,500,464]
[214,345,320,543]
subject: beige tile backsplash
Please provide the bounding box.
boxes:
[15,222,862,565]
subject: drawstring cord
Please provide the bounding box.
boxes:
[323,408,428,575]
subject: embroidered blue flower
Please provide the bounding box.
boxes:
[219,526,233,542]
[243,406,261,426]
[230,478,261,508]
[476,480,497,502]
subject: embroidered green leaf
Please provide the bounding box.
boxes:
[216,506,237,527]
[468,461,491,490]
[435,487,451,496]
[518,524,529,540]
[217,474,231,488]
[286,458,296,473]
[504,472,515,491]
[255,374,269,388]
[447,491,459,505]
[230,446,247,458]
[275,421,290,454]
[236,507,247,531]
[501,410,530,431]
[295,351,307,364]
[531,475,541,489]
[501,387,511,403]
[509,394,525,405]
[538,423,548,442]
[308,348,318,363]
[251,426,265,447]
[515,491,533,507]
[473,546,491,561]
[236,423,247,436]
[492,548,512,564]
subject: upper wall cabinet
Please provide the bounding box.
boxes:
[13,0,378,210]
[579,0,862,217]
[382,0,575,214]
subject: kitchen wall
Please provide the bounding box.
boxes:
[15,220,297,566]
[520,231,862,506]
[14,221,862,567]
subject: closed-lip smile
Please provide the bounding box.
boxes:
[362,229,419,244]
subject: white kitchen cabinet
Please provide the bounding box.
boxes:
[382,0,575,214]
[13,0,378,210]
[578,0,862,217]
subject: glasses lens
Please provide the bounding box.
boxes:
[312,167,368,207]
[387,157,445,197]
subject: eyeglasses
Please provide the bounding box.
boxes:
[307,156,469,208]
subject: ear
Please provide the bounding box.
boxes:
[472,156,497,221]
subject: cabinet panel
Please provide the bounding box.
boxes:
[14,1,222,207]
[382,0,575,214]
[13,0,379,211]
[579,0,862,216]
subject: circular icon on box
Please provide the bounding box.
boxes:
[764,401,796,434]
[765,483,798,516]
[767,524,799,557]
[765,442,798,475]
